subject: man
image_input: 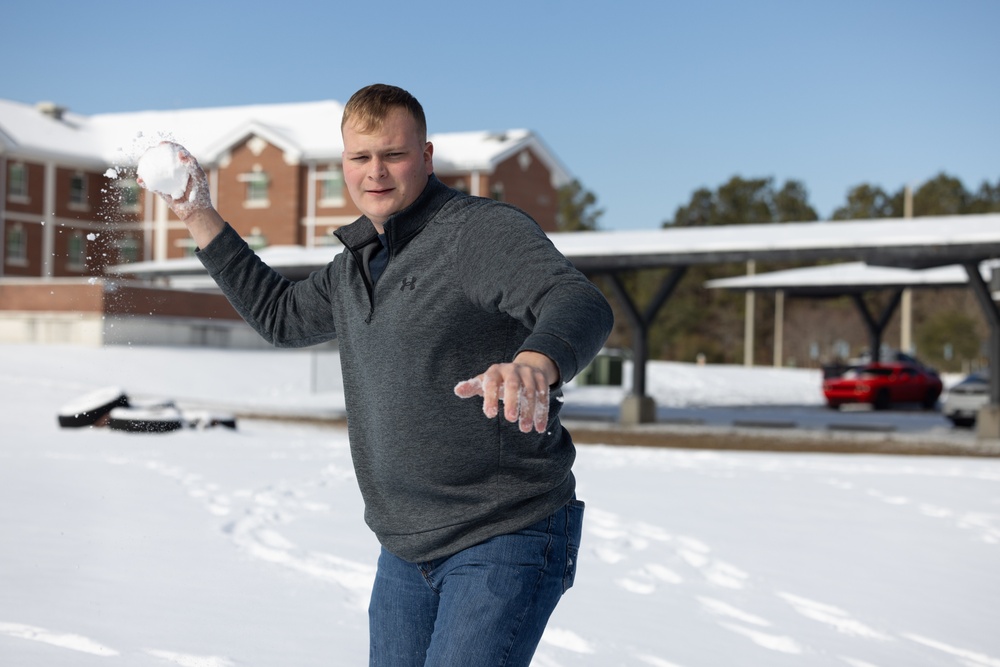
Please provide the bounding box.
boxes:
[139,84,613,666]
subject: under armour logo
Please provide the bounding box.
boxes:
[401,277,417,291]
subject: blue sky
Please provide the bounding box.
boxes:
[4,0,997,230]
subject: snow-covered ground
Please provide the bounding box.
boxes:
[1,344,997,667]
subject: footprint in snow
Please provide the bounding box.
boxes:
[777,592,891,640]
[903,633,1000,666]
[693,593,807,656]
[0,622,118,656]
[539,627,595,654]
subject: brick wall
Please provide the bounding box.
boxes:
[216,138,302,246]
[0,280,241,320]
[488,147,559,232]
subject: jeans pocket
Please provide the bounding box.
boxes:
[563,499,585,593]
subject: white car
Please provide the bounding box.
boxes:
[942,373,989,428]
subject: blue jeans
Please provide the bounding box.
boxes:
[368,499,584,666]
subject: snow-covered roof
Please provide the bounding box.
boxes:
[431,129,570,187]
[85,100,346,164]
[0,99,106,168]
[0,98,568,180]
[703,261,985,293]
[547,214,1000,271]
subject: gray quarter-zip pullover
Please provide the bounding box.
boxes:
[197,175,613,562]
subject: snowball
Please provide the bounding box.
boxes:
[137,143,190,200]
[104,167,119,179]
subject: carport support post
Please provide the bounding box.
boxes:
[962,263,1000,439]
[607,267,688,424]
[850,290,904,363]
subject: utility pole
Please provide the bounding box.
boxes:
[744,259,755,367]
[900,186,914,353]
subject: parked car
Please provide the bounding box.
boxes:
[823,362,943,410]
[823,351,938,380]
[942,372,989,428]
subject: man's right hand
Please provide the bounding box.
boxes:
[137,141,225,248]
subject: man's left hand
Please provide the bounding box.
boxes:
[454,352,559,434]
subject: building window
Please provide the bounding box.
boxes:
[117,236,140,263]
[115,178,141,213]
[490,182,504,202]
[247,227,268,251]
[315,229,344,247]
[6,223,27,266]
[453,179,469,195]
[175,237,198,258]
[238,168,270,208]
[8,163,29,202]
[67,232,86,270]
[69,172,88,210]
[319,167,345,207]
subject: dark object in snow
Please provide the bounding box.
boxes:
[129,396,177,410]
[58,388,236,433]
[57,386,129,428]
[107,406,185,434]
[183,409,238,430]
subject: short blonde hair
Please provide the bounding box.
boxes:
[341,84,427,143]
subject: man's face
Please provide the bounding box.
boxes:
[342,107,433,231]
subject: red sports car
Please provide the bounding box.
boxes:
[822,362,943,410]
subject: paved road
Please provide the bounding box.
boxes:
[561,400,974,439]
[560,400,998,457]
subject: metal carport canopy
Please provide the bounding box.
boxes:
[704,259,984,371]
[110,213,1000,431]
[548,213,1000,435]
[701,259,1000,438]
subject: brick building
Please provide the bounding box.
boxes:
[0,98,571,345]
[1,98,570,277]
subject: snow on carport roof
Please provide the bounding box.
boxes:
[548,213,1000,272]
[703,261,989,295]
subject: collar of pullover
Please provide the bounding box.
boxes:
[334,175,457,255]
